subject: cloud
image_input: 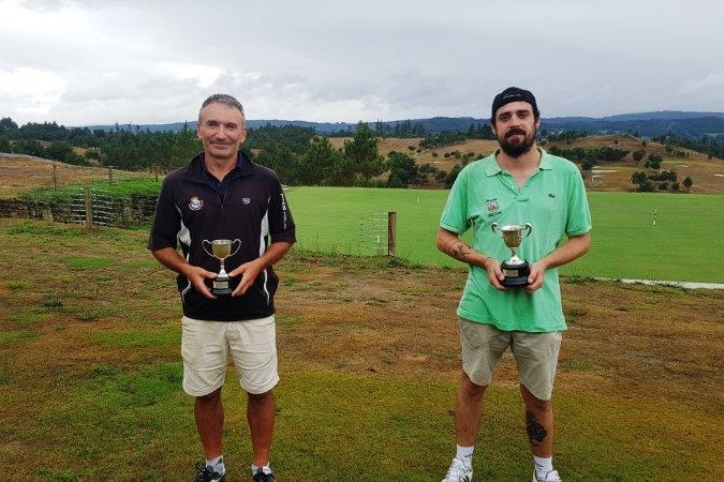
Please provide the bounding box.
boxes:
[1,0,723,125]
[0,67,65,118]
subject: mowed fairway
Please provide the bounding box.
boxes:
[286,187,724,283]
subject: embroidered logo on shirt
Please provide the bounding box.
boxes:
[486,198,502,218]
[486,199,499,213]
[242,198,251,205]
[188,197,204,211]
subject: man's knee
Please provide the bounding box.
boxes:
[197,387,222,405]
[460,371,487,398]
[248,389,274,404]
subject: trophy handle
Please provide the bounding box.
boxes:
[491,223,500,235]
[522,223,533,238]
[229,239,242,258]
[201,239,214,258]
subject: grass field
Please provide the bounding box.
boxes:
[1,218,723,481]
[285,187,724,283]
[2,154,724,478]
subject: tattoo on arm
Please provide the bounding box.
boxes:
[452,242,470,260]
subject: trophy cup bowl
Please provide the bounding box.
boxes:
[491,223,533,288]
[202,239,241,296]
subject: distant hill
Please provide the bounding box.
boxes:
[86,111,724,139]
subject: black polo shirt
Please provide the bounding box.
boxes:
[149,151,296,321]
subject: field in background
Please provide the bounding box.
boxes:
[0,218,723,481]
[0,154,155,200]
[329,135,724,193]
[286,187,724,284]
[3,142,724,284]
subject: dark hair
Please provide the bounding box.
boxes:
[198,94,245,123]
[491,87,539,124]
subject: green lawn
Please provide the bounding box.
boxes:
[1,219,723,481]
[286,187,724,283]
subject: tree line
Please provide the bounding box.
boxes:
[651,134,724,161]
[0,117,462,188]
[2,115,719,191]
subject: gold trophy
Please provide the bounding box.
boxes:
[202,239,241,296]
[491,223,533,287]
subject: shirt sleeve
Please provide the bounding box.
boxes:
[439,167,471,235]
[565,168,593,237]
[148,177,181,251]
[267,175,296,244]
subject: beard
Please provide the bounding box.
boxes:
[498,126,537,158]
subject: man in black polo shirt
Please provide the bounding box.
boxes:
[149,94,295,482]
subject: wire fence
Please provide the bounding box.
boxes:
[0,187,158,228]
[359,212,389,255]
[358,211,396,256]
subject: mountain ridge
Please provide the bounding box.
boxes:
[86,110,724,138]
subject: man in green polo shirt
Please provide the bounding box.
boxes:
[437,87,592,482]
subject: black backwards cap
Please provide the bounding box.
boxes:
[491,87,539,123]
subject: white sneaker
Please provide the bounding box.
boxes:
[442,457,473,482]
[533,469,562,482]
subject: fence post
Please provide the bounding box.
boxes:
[387,211,396,257]
[52,164,58,190]
[107,166,114,183]
[84,187,93,229]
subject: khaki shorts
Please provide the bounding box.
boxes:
[181,315,279,396]
[459,318,562,400]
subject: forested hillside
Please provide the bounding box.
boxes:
[1,115,723,192]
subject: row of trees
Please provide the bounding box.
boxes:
[0,116,460,188]
[652,134,724,160]
[2,115,719,191]
[631,170,693,192]
[0,123,200,170]
[547,145,630,164]
[255,123,460,188]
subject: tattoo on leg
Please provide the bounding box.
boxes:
[526,412,547,443]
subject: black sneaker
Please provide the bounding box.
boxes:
[194,462,226,482]
[252,467,276,482]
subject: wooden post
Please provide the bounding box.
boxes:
[387,211,396,257]
[108,166,114,183]
[52,164,58,190]
[84,187,93,229]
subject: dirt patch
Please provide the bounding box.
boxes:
[273,258,724,410]
[1,221,723,478]
[0,154,148,199]
[3,240,723,411]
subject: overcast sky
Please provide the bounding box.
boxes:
[1,0,722,127]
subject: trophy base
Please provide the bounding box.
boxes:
[211,278,233,296]
[501,262,530,288]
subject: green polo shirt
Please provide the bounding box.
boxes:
[439,148,592,332]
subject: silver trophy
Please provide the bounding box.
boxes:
[202,239,241,295]
[491,223,533,287]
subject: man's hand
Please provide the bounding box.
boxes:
[180,264,218,299]
[524,261,546,293]
[483,257,507,291]
[152,247,218,299]
[229,259,265,297]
